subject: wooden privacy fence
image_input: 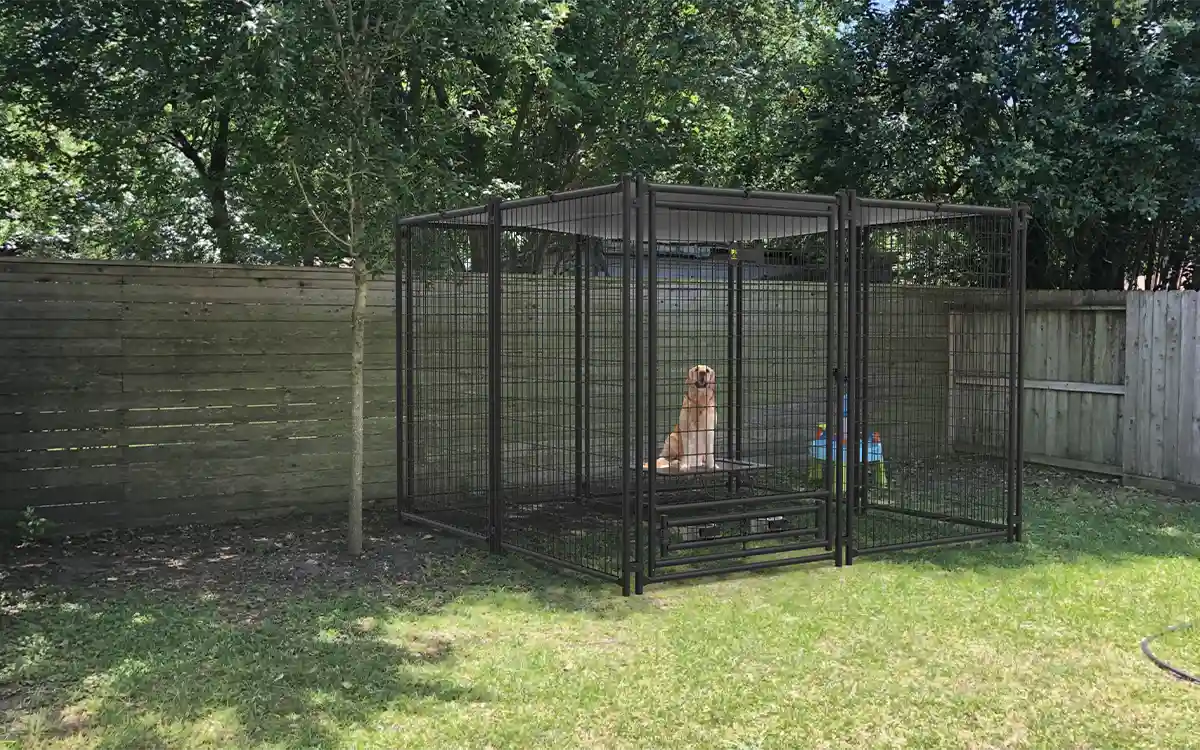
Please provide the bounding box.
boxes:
[3,256,1197,535]
[0,259,400,532]
[952,289,1200,498]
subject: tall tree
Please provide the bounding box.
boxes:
[0,0,270,263]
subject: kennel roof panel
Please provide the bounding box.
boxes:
[402,183,1003,242]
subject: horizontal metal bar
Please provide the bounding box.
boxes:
[396,205,489,227]
[956,375,1125,396]
[654,201,836,219]
[851,530,1008,557]
[655,491,828,515]
[655,538,831,569]
[500,542,623,583]
[854,197,1013,217]
[647,549,837,583]
[667,525,821,552]
[646,183,838,204]
[399,512,488,542]
[862,504,1008,531]
[666,503,822,528]
[499,183,621,209]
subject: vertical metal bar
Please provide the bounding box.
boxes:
[1006,204,1020,543]
[845,190,859,565]
[833,195,845,566]
[394,218,408,521]
[824,208,836,552]
[404,222,416,509]
[621,174,634,597]
[487,198,503,553]
[574,236,585,500]
[1015,204,1029,542]
[858,205,870,514]
[729,260,739,465]
[583,236,592,497]
[646,186,659,579]
[634,175,646,595]
[726,249,736,493]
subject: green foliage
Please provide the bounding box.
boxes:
[1,0,1196,287]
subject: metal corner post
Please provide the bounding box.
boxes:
[833,191,846,567]
[857,193,870,516]
[1015,203,1029,542]
[844,189,859,566]
[620,173,634,597]
[634,174,646,595]
[1006,203,1020,543]
[394,217,408,522]
[824,204,838,557]
[487,198,503,554]
[645,183,659,583]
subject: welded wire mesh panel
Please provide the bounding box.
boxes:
[637,193,840,583]
[851,200,1018,554]
[398,216,491,538]
[496,188,627,580]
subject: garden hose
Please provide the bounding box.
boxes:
[1140,621,1200,685]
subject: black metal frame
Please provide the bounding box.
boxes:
[395,177,1028,595]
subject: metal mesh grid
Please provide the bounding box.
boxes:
[848,198,1022,557]
[633,191,842,588]
[495,189,628,579]
[397,217,491,538]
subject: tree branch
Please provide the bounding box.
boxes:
[170,129,209,177]
[288,158,351,249]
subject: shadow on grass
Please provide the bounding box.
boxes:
[865,471,1200,572]
[0,508,651,747]
[3,591,477,749]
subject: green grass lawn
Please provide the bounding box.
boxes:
[3,469,1199,750]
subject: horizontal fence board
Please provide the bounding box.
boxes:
[0,279,396,307]
[0,433,395,471]
[0,301,395,322]
[2,320,397,343]
[0,414,396,453]
[0,368,396,395]
[118,369,396,392]
[1,353,395,379]
[0,334,398,358]
[0,384,398,413]
[1,268,397,291]
[1,449,396,491]
[0,397,396,432]
[956,376,1126,396]
[5,482,396,531]
[0,256,396,282]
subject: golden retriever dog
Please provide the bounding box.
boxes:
[645,364,717,472]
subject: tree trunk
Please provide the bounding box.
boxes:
[207,183,236,264]
[348,257,368,555]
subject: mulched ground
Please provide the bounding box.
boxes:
[0,464,1129,604]
[0,507,479,602]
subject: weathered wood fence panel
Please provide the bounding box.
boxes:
[953,289,1200,501]
[950,291,1127,475]
[0,259,401,533]
[1123,291,1200,498]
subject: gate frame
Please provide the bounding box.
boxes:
[632,181,845,594]
[394,176,1029,596]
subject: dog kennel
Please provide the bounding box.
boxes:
[394,176,1027,595]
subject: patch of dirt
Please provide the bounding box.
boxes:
[0,507,477,603]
